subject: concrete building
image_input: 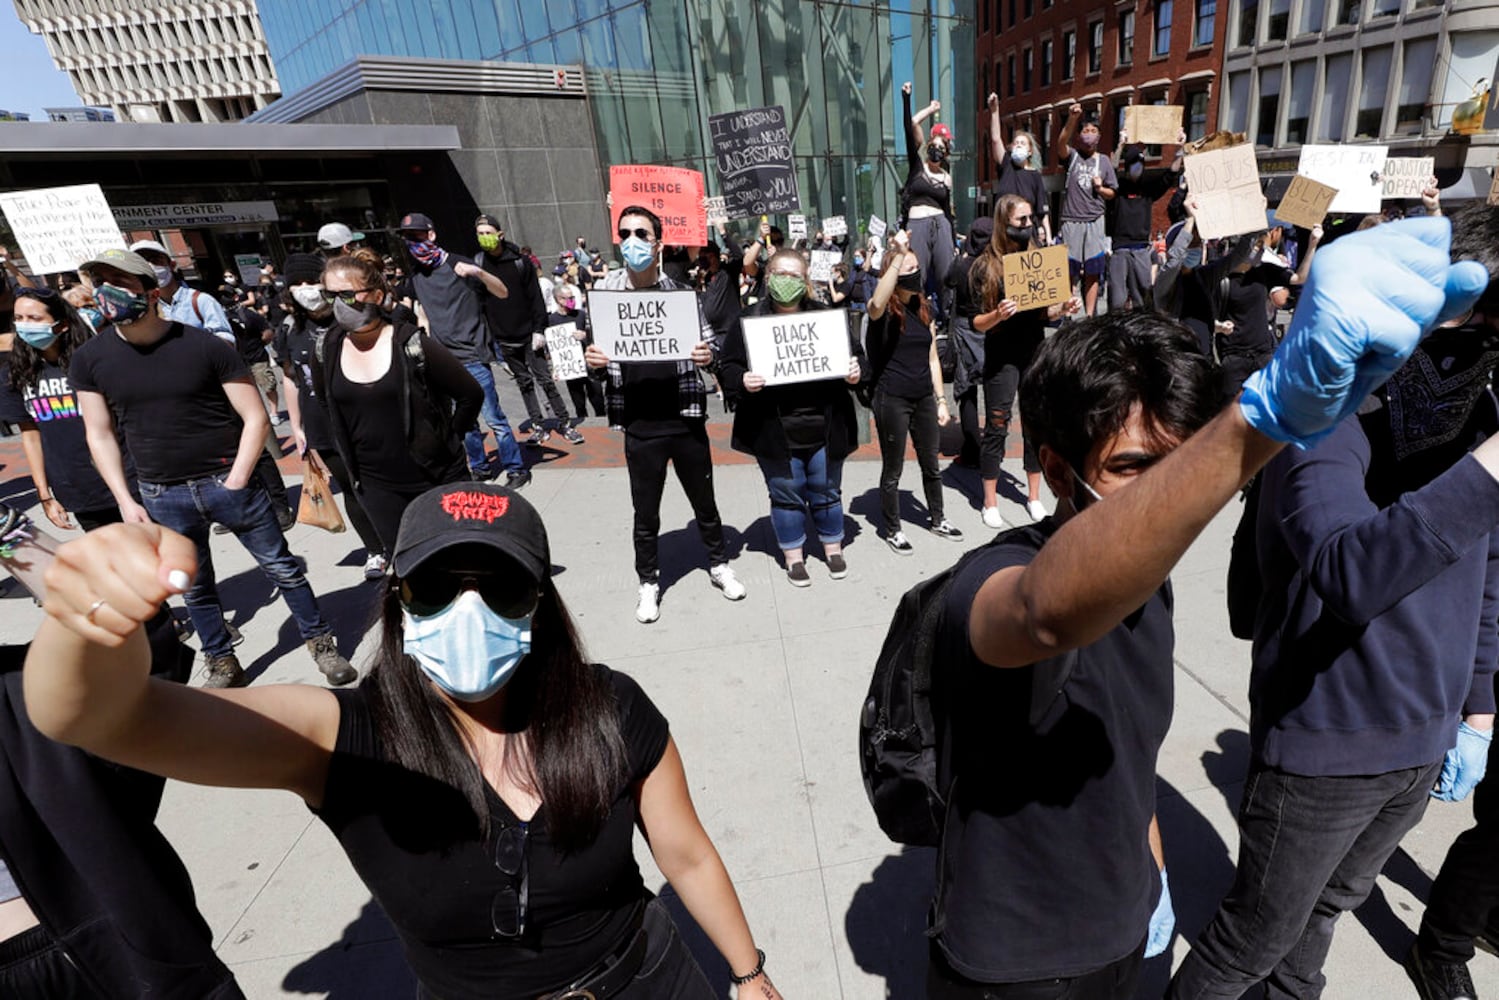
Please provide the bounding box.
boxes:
[11,0,282,123]
[0,110,32,121]
[44,106,115,122]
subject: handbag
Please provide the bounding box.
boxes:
[296,457,346,533]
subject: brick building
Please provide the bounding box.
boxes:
[976,0,1226,234]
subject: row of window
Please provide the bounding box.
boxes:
[43,14,269,69]
[72,50,276,99]
[1230,0,1441,48]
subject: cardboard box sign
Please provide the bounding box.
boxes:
[1297,144,1388,214]
[823,215,848,237]
[544,322,589,382]
[1274,175,1339,230]
[708,104,801,219]
[1380,157,1435,200]
[588,290,704,363]
[742,309,853,385]
[1001,244,1071,312]
[1183,144,1266,240]
[0,183,126,275]
[609,165,707,247]
[1123,105,1183,145]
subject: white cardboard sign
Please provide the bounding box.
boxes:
[868,215,888,240]
[789,214,808,241]
[809,250,842,282]
[1183,144,1266,240]
[544,322,589,381]
[588,289,703,363]
[705,195,728,227]
[1380,157,1435,200]
[742,309,852,385]
[1297,144,1389,214]
[0,183,126,275]
[823,215,847,237]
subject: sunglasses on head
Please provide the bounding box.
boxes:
[321,287,378,306]
[398,565,539,619]
[617,227,654,241]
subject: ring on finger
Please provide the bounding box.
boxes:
[85,598,109,622]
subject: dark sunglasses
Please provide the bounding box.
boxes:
[320,287,378,306]
[490,821,529,938]
[398,567,539,619]
[617,227,654,241]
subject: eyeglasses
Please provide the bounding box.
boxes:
[320,287,378,306]
[617,227,654,241]
[398,567,539,619]
[490,821,529,938]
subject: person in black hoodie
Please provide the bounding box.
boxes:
[320,252,483,554]
[1169,202,1499,1000]
[719,249,868,586]
[473,215,582,447]
[1106,135,1184,313]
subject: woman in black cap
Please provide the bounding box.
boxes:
[22,483,783,1000]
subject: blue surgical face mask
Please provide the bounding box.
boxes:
[80,306,105,330]
[14,322,59,350]
[1127,162,1144,181]
[1184,248,1204,270]
[402,589,533,703]
[620,235,656,273]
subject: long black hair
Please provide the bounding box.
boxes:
[7,287,91,395]
[364,576,628,852]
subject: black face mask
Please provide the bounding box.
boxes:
[1006,225,1034,247]
[1384,320,1499,462]
[896,271,924,294]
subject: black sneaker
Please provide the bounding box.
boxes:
[787,562,811,587]
[469,466,492,482]
[307,635,356,686]
[827,554,848,579]
[1405,941,1477,1000]
[930,519,965,541]
[885,531,914,555]
[505,470,532,490]
[202,653,247,689]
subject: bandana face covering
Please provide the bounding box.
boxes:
[406,239,447,268]
[1384,324,1499,462]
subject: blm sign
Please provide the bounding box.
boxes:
[708,105,800,220]
[741,309,852,385]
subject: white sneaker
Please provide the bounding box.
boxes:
[981,506,1006,529]
[1027,499,1049,521]
[709,564,746,601]
[362,553,388,580]
[635,582,660,624]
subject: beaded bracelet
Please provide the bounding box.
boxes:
[729,948,766,985]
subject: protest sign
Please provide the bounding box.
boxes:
[809,249,842,282]
[708,105,800,219]
[1274,175,1338,230]
[609,165,707,246]
[742,309,852,386]
[1297,144,1388,214]
[0,183,125,275]
[789,214,808,241]
[588,290,703,363]
[1183,144,1266,240]
[705,195,728,227]
[823,215,847,237]
[868,215,888,240]
[544,322,589,382]
[1380,157,1435,200]
[1001,245,1070,312]
[1123,105,1183,145]
[1489,171,1499,208]
[234,253,265,286]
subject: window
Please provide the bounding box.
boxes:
[1089,19,1104,73]
[1337,0,1361,24]
[1234,0,1258,46]
[1024,48,1034,91]
[1371,0,1399,15]
[1154,1,1173,55]
[1063,30,1076,80]
[1395,37,1437,134]
[1024,0,1033,17]
[1009,0,1017,26]
[1194,0,1216,46]
[1119,10,1135,64]
[1225,69,1251,131]
[1298,0,1325,33]
[1286,60,1315,143]
[1009,54,1016,95]
[1266,0,1289,39]
[1041,38,1054,86]
[995,56,1004,99]
[1187,88,1210,138]
[981,0,989,33]
[1318,52,1352,139]
[1256,66,1282,146]
[1356,45,1392,136]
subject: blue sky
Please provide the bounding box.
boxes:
[0,7,86,119]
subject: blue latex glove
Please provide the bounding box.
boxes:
[1431,721,1493,802]
[1145,868,1175,958]
[1239,218,1490,448]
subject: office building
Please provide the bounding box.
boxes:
[0,110,32,121]
[44,106,115,122]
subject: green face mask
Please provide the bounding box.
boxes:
[477,233,500,252]
[767,273,807,306]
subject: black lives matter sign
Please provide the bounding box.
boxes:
[708,105,801,220]
[741,309,851,385]
[588,290,703,363]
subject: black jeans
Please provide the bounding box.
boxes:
[357,464,467,558]
[927,939,1142,999]
[567,373,607,420]
[1419,733,1499,964]
[499,340,571,426]
[979,363,1040,483]
[0,925,99,998]
[873,386,944,531]
[624,425,727,584]
[616,898,716,999]
[74,506,123,532]
[1168,760,1442,1000]
[316,448,383,557]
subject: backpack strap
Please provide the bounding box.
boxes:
[190,289,204,324]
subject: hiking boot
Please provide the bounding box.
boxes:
[1405,941,1477,1000]
[709,564,746,601]
[505,470,532,490]
[635,582,660,624]
[827,553,848,579]
[202,653,246,689]
[787,561,811,588]
[307,635,356,686]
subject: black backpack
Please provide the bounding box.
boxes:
[859,524,1075,847]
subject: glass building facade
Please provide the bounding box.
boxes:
[258,0,977,233]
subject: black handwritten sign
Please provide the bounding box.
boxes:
[708,105,801,220]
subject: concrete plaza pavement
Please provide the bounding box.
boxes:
[2,447,1498,999]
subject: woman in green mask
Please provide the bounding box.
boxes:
[718,250,868,586]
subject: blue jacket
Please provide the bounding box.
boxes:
[1251,410,1499,776]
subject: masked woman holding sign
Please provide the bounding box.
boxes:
[719,249,868,586]
[22,483,783,1000]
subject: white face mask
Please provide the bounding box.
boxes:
[152,264,174,288]
[291,285,326,311]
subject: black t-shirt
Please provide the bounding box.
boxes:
[69,324,250,485]
[936,525,1172,981]
[326,350,429,489]
[993,157,1050,228]
[873,309,934,399]
[1110,170,1175,244]
[230,306,270,366]
[1217,263,1287,363]
[0,358,124,511]
[274,315,338,452]
[315,667,669,999]
[621,363,695,437]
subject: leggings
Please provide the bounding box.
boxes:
[314,449,383,557]
[566,374,607,420]
[0,925,100,998]
[908,213,956,317]
[873,386,945,531]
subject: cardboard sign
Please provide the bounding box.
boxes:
[609,165,707,247]
[809,249,842,282]
[1297,144,1388,214]
[0,183,125,275]
[1488,170,1499,208]
[1380,157,1435,200]
[544,322,589,381]
[588,289,703,363]
[868,215,888,240]
[789,214,808,241]
[707,105,800,219]
[1124,104,1183,145]
[823,215,847,238]
[1001,245,1070,312]
[705,195,728,227]
[742,309,852,385]
[1274,175,1339,230]
[234,253,264,286]
[1183,144,1266,240]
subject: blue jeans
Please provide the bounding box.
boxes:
[139,474,330,658]
[462,362,524,475]
[756,448,846,551]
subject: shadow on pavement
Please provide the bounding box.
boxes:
[280,897,414,998]
[845,846,934,999]
[847,486,933,536]
[656,521,750,597]
[236,578,382,684]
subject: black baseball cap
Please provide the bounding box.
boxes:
[474,213,503,230]
[398,212,435,233]
[392,483,550,582]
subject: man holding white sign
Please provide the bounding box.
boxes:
[583,204,746,623]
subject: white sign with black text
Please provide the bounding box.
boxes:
[588,290,703,363]
[742,308,852,385]
[544,322,589,381]
[809,250,842,283]
[0,183,125,274]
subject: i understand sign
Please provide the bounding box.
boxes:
[1001,245,1070,311]
[742,309,852,385]
[708,105,800,219]
[0,183,125,274]
[588,290,702,363]
[544,322,589,381]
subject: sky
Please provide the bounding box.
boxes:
[0,6,87,119]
